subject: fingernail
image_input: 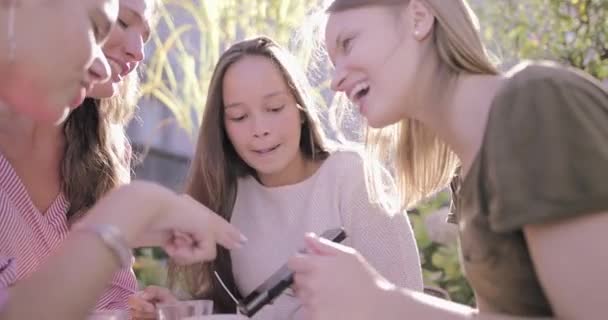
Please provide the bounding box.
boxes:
[239,234,248,243]
[305,232,318,238]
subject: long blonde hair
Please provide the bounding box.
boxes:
[326,0,499,208]
[168,36,330,313]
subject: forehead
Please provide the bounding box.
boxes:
[223,56,290,97]
[324,9,364,52]
[120,0,155,21]
[324,12,342,51]
[325,6,398,53]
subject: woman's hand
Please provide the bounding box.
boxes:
[128,286,178,320]
[144,194,247,265]
[81,182,247,265]
[288,234,392,320]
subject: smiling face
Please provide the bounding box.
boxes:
[324,0,500,210]
[0,0,118,124]
[222,55,306,185]
[325,3,425,128]
[87,0,154,98]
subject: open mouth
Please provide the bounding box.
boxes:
[253,144,280,155]
[108,58,128,82]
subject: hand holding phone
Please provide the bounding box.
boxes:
[237,227,347,317]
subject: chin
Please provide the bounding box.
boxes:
[365,101,404,128]
[363,114,382,128]
[252,165,279,176]
[252,163,288,180]
[87,82,118,99]
[365,112,400,129]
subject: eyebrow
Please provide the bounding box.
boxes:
[263,91,287,99]
[224,102,244,109]
[224,91,288,109]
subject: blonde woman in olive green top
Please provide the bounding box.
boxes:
[287,0,608,319]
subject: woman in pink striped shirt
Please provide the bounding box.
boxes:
[0,2,245,319]
[55,0,162,311]
[0,0,163,313]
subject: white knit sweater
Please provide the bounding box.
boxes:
[230,150,423,320]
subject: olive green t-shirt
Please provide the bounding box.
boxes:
[449,62,608,316]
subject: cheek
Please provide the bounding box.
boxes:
[15,89,69,125]
[102,28,124,53]
[71,21,96,65]
[281,112,304,144]
[24,64,68,107]
[386,60,415,101]
[374,72,402,111]
[224,123,248,152]
[2,69,69,124]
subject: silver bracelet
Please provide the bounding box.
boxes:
[74,224,133,269]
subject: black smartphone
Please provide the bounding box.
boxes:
[238,227,347,317]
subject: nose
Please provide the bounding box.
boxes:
[252,116,270,138]
[89,44,111,84]
[330,62,347,92]
[125,32,145,63]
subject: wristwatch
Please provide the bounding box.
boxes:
[74,224,133,269]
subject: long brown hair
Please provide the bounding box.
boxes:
[326,0,499,209]
[62,0,162,221]
[168,36,330,312]
[62,71,139,221]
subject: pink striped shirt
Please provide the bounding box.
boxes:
[0,256,11,315]
[0,153,138,310]
[0,283,7,312]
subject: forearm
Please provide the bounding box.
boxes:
[1,181,173,319]
[2,232,122,320]
[378,287,554,320]
[81,180,172,246]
